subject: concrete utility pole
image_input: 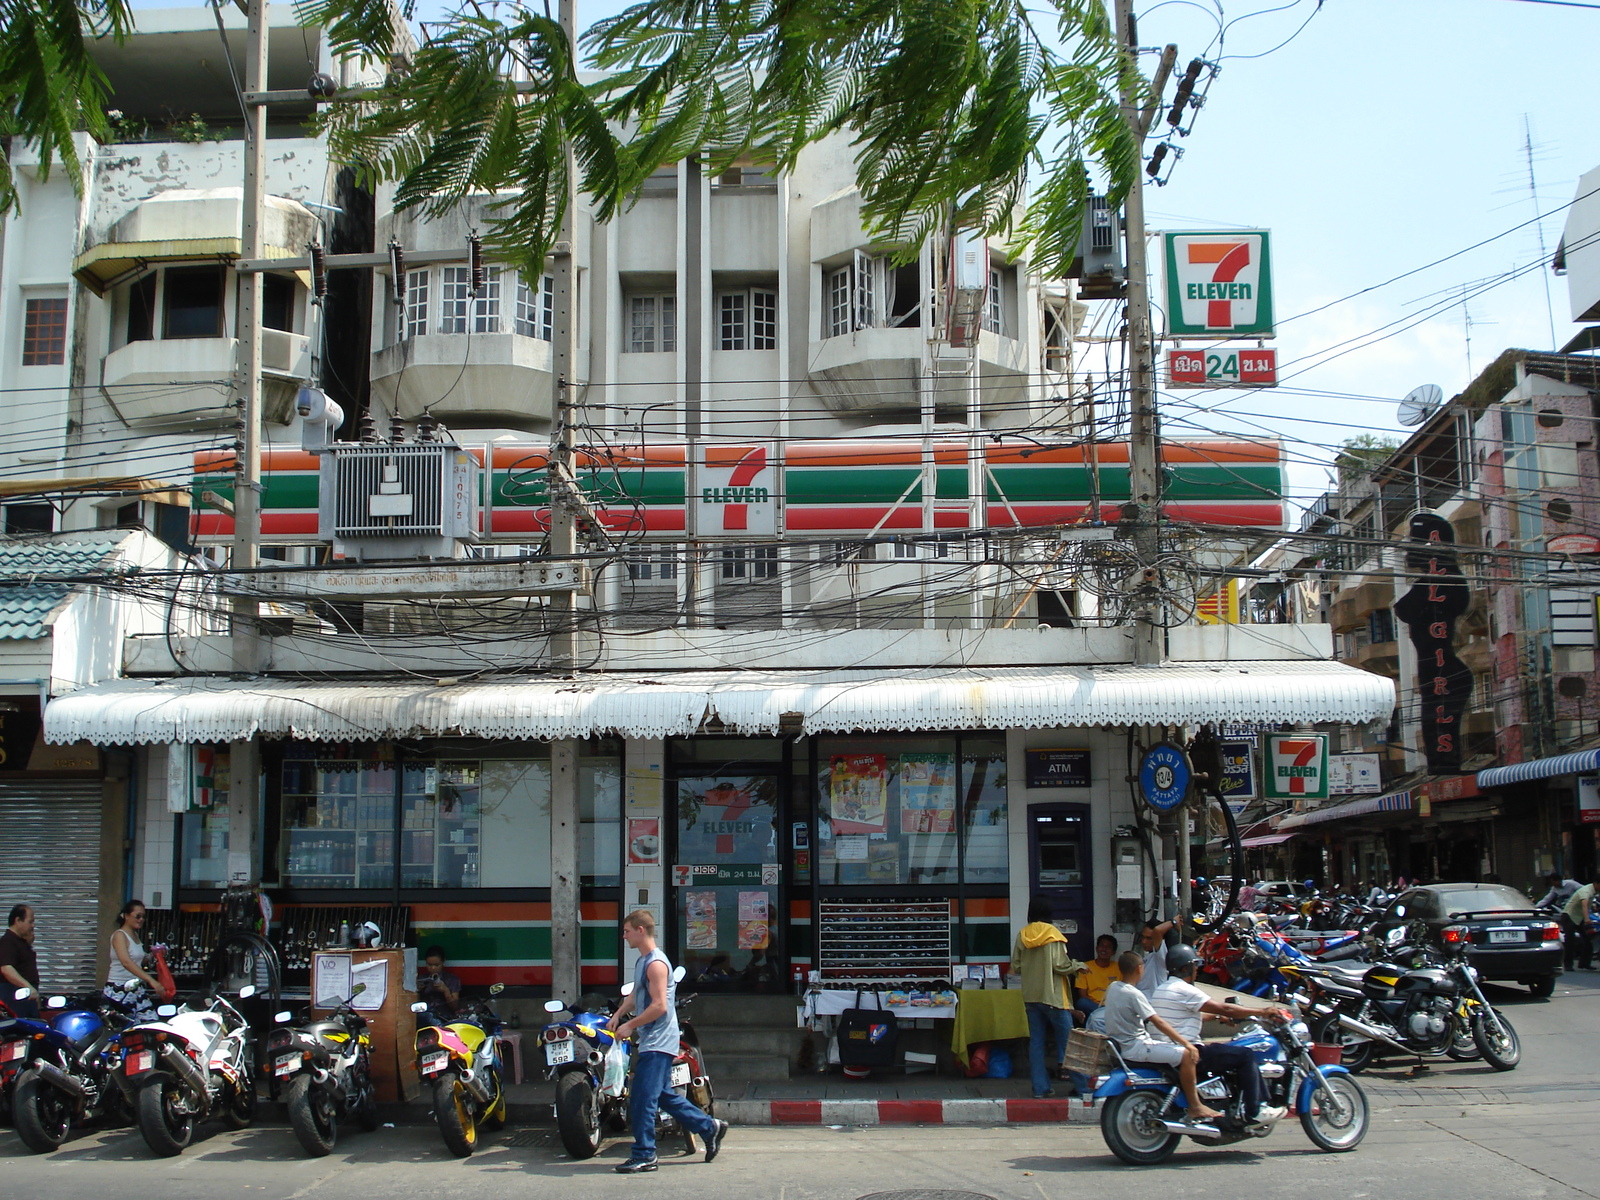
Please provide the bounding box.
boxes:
[546,0,581,1005]
[228,0,270,886]
[1114,0,1165,668]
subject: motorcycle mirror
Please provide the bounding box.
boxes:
[12,987,31,1000]
[350,983,367,998]
[1385,927,1405,945]
[47,995,67,1009]
[543,1000,566,1013]
[619,983,635,999]
[489,983,505,996]
[157,1004,178,1018]
[238,985,257,999]
[671,966,686,983]
[410,1001,429,1014]
[275,1011,292,1023]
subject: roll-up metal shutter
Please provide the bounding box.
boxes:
[0,779,104,993]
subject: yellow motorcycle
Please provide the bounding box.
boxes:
[410,983,507,1157]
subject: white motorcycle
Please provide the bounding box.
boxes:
[116,986,259,1156]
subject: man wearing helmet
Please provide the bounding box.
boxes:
[1151,944,1289,1131]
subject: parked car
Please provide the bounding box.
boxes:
[1369,883,1562,997]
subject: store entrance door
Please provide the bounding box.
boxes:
[670,771,784,992]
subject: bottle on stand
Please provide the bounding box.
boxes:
[339,920,350,948]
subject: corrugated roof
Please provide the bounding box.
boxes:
[44,661,1395,746]
[0,538,125,640]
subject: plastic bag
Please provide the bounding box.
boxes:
[601,1039,628,1097]
[151,945,177,1001]
[984,1047,1013,1079]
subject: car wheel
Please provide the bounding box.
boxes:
[1527,975,1555,999]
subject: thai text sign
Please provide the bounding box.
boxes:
[1164,231,1275,337]
[1264,733,1329,802]
[1167,347,1277,388]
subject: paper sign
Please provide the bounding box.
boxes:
[686,891,718,950]
[737,891,770,950]
[628,818,661,864]
[350,959,387,1010]
[313,953,351,1009]
[835,834,869,861]
[899,753,956,832]
[830,755,888,833]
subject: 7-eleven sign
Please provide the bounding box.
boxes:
[694,444,778,536]
[1164,231,1274,337]
[1264,733,1329,802]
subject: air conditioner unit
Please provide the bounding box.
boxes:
[317,441,479,561]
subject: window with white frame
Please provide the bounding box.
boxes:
[717,288,778,350]
[627,293,676,353]
[440,266,473,334]
[719,545,778,580]
[826,267,853,338]
[627,550,681,581]
[473,268,502,333]
[515,274,554,340]
[402,269,429,340]
[825,254,880,338]
[984,266,1003,334]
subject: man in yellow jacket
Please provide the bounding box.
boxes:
[1011,895,1086,1098]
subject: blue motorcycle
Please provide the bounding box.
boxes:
[3,988,131,1152]
[1091,1012,1369,1164]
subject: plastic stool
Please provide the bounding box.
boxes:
[499,1031,524,1084]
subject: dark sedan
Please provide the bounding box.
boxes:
[1371,883,1563,997]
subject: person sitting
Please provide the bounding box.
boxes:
[1101,950,1220,1123]
[1152,945,1289,1132]
[1073,934,1119,1031]
[416,945,463,1017]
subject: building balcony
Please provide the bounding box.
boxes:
[1353,639,1400,675]
[370,332,554,429]
[1328,580,1393,634]
[99,331,307,429]
[1457,639,1492,676]
[808,327,1026,414]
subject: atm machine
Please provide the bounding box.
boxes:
[1027,804,1093,959]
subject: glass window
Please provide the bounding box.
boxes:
[961,739,1008,882]
[515,274,553,339]
[403,269,429,340]
[127,273,157,343]
[751,288,777,349]
[473,268,501,333]
[440,266,472,334]
[262,274,295,333]
[826,267,851,338]
[580,757,622,886]
[718,292,746,350]
[163,265,225,338]
[984,266,1003,334]
[21,297,67,365]
[280,757,397,889]
[627,294,676,352]
[478,759,551,888]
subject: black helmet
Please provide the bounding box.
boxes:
[1166,944,1200,976]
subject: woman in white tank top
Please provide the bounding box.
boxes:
[105,899,159,1018]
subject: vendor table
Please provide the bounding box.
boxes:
[805,988,957,1021]
[948,989,1030,1066]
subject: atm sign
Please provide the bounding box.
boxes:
[1167,348,1277,389]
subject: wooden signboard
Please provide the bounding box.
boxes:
[311,949,419,1103]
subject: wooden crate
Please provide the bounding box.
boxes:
[1062,1029,1112,1075]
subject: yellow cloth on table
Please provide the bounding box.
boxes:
[949,989,1030,1066]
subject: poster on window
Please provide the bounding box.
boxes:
[899,753,956,833]
[627,818,660,864]
[685,891,718,950]
[830,754,889,833]
[737,891,770,949]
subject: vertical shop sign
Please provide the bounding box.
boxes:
[1392,512,1471,774]
[1218,739,1257,807]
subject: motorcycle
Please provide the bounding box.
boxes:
[1305,923,1520,1073]
[1094,1010,1370,1165]
[542,967,713,1161]
[410,983,507,1157]
[5,989,132,1152]
[116,985,260,1156]
[266,983,379,1156]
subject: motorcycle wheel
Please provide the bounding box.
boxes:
[219,1072,257,1131]
[357,1078,381,1133]
[1100,1090,1181,1166]
[286,1074,338,1157]
[13,1072,73,1152]
[1472,1009,1521,1071]
[136,1081,193,1157]
[1444,1021,1481,1062]
[554,1071,603,1160]
[433,1077,479,1158]
[482,1073,507,1131]
[1299,1073,1369,1152]
[1309,1012,1374,1074]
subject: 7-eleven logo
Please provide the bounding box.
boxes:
[696,445,777,536]
[1267,733,1327,800]
[1167,232,1272,335]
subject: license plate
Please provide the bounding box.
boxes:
[274,1054,299,1077]
[1488,929,1523,944]
[546,1040,575,1065]
[420,1050,448,1074]
[670,1063,691,1088]
[127,1050,153,1075]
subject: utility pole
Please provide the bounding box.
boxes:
[227,0,270,888]
[1115,0,1164,669]
[546,0,581,1006]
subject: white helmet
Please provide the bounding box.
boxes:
[355,921,382,948]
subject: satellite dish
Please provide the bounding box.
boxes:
[1398,384,1444,427]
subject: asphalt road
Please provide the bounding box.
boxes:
[5,973,1597,1200]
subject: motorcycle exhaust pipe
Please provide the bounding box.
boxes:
[28,1060,88,1110]
[1159,1120,1224,1139]
[158,1043,214,1117]
[459,1068,492,1105]
[1335,1013,1413,1055]
[311,1066,348,1105]
[586,1050,605,1068]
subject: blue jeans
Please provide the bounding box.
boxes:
[1025,1003,1072,1097]
[628,1049,717,1161]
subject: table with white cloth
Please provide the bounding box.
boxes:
[803,987,958,1021]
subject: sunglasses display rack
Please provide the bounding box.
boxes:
[816,898,952,985]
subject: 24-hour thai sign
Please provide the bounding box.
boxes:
[1164,231,1275,337]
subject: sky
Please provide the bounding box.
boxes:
[127,0,1600,515]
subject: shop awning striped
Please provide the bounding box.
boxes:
[43,659,1395,746]
[1477,748,1600,789]
[1275,789,1414,830]
[1239,832,1295,848]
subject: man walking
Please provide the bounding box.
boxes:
[607,910,726,1173]
[1562,874,1598,971]
[0,904,40,1018]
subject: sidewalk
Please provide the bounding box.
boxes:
[489,1073,1097,1128]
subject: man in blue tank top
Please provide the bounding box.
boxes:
[607,909,727,1173]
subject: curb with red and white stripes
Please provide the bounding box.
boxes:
[718,1097,1097,1126]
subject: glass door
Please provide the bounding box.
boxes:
[671,771,783,992]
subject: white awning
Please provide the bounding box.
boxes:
[43,660,1395,747]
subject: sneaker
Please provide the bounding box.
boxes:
[614,1158,659,1174]
[1252,1105,1287,1125]
[704,1119,729,1163]
[1032,1089,1056,1099]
